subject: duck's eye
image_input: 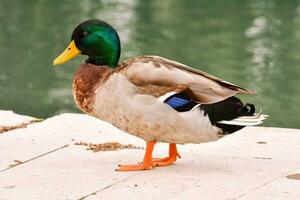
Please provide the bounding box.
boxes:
[83,31,88,36]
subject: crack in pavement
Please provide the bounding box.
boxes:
[79,173,139,200]
[232,166,300,199]
[0,144,69,173]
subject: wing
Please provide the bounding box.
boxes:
[118,55,256,104]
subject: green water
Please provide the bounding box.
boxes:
[1,0,300,128]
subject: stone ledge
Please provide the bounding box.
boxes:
[0,112,299,200]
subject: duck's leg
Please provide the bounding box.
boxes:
[116,141,156,171]
[152,143,181,167]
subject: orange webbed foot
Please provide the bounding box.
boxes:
[116,141,156,172]
[116,163,154,171]
[153,143,181,167]
[115,142,181,171]
[152,157,176,167]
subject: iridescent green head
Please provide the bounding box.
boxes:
[53,19,121,67]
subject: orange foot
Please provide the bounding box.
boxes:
[153,143,181,167]
[117,163,154,171]
[116,141,155,172]
[116,142,181,171]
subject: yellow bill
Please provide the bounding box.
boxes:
[53,40,80,65]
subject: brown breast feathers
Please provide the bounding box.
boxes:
[72,63,111,114]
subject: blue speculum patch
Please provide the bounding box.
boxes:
[164,93,198,112]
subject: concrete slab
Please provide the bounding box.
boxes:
[0,145,140,200]
[84,155,299,200]
[238,169,300,200]
[0,113,143,171]
[0,112,299,200]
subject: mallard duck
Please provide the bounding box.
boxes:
[53,19,266,171]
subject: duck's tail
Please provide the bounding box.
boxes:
[218,111,267,126]
[161,92,267,134]
[200,96,268,134]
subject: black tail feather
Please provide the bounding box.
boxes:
[200,96,255,134]
[162,92,257,134]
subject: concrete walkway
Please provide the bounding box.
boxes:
[0,112,299,200]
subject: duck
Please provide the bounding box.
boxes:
[53,19,266,171]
